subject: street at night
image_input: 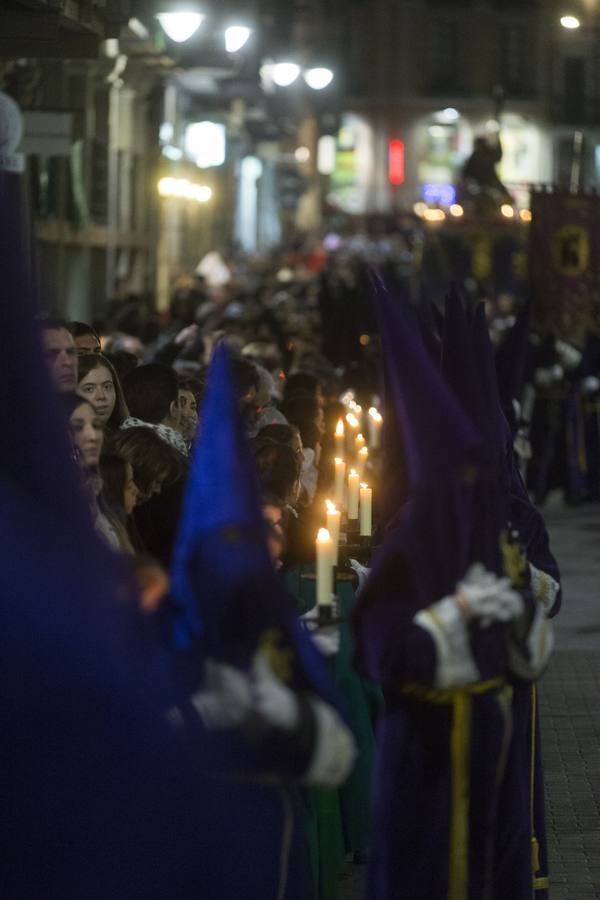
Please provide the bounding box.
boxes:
[2,2,600,899]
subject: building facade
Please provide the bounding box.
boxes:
[325,0,600,214]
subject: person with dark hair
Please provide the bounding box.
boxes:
[63,393,103,471]
[39,316,78,393]
[255,441,302,510]
[69,321,101,355]
[110,424,186,567]
[99,452,140,554]
[105,349,139,383]
[229,356,261,434]
[109,427,182,503]
[121,363,188,456]
[177,374,204,446]
[261,495,286,566]
[283,371,324,407]
[76,353,129,431]
[281,393,325,437]
[62,393,122,551]
[256,423,303,456]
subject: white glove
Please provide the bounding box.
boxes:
[513,428,532,461]
[251,655,300,733]
[191,659,253,730]
[192,657,301,733]
[348,558,371,596]
[303,698,357,787]
[556,339,582,370]
[301,605,340,657]
[456,563,523,627]
[534,368,551,388]
[582,375,600,394]
[414,597,480,688]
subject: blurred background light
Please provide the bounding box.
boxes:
[156,12,204,43]
[225,25,251,53]
[303,67,334,90]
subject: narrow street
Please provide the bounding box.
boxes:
[340,504,600,900]
[541,505,600,899]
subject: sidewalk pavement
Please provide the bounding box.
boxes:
[540,505,600,900]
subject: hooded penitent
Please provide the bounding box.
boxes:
[469,293,559,900]
[170,342,344,712]
[495,304,530,434]
[0,163,225,898]
[352,273,518,900]
[354,271,483,681]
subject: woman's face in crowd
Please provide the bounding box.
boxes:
[77,365,116,425]
[263,503,284,563]
[178,389,198,442]
[123,462,140,515]
[139,469,168,502]
[315,406,325,434]
[70,402,104,468]
[290,430,303,457]
[75,332,101,354]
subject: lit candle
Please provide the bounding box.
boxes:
[357,445,369,479]
[347,469,360,520]
[360,483,372,537]
[368,407,382,449]
[346,412,359,432]
[334,457,346,507]
[345,412,359,456]
[335,418,345,456]
[325,499,341,566]
[316,527,333,606]
[355,432,366,454]
[354,404,363,432]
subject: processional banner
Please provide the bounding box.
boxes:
[530,189,600,337]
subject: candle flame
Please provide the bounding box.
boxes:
[325,499,337,513]
[360,483,369,489]
[349,468,358,476]
[356,433,364,442]
[334,456,344,465]
[359,446,368,457]
[335,419,344,437]
[368,407,382,422]
[317,527,331,543]
[346,413,359,428]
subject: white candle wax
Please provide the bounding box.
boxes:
[360,484,372,536]
[368,407,382,449]
[357,445,368,479]
[347,469,360,520]
[334,419,345,456]
[334,457,346,507]
[325,501,341,566]
[316,527,333,606]
[354,404,363,433]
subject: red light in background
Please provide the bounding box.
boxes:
[388,139,405,185]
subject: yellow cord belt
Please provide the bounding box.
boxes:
[399,678,510,900]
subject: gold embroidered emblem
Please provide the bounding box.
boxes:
[254,629,294,684]
[500,530,529,587]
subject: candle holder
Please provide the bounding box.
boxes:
[346,517,359,539]
[317,602,334,625]
[338,537,373,565]
[316,599,346,628]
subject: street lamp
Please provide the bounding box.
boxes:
[272,62,301,87]
[303,67,334,90]
[156,11,204,42]
[560,15,581,29]
[225,25,251,53]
